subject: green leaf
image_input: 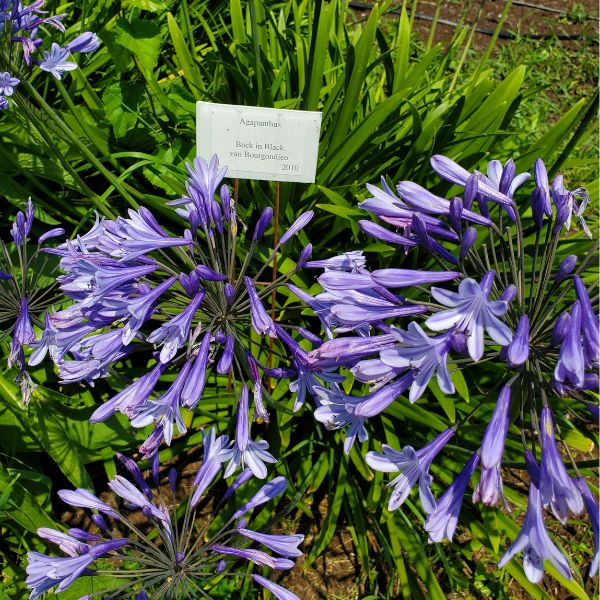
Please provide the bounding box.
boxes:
[114,18,162,75]
[0,469,54,533]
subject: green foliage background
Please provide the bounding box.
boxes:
[0,0,597,598]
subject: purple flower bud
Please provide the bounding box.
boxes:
[253,207,274,241]
[66,32,100,54]
[555,255,577,283]
[223,468,254,500]
[233,476,287,519]
[297,243,312,268]
[244,277,276,337]
[480,386,511,468]
[357,220,417,247]
[168,468,177,492]
[539,407,584,523]
[464,174,478,210]
[216,559,226,574]
[278,211,314,246]
[449,197,463,231]
[218,285,232,310]
[500,284,517,302]
[507,315,529,366]
[38,227,65,244]
[449,330,468,355]
[220,184,231,222]
[150,452,160,487]
[424,453,480,542]
[252,574,300,600]
[181,332,211,409]
[0,271,12,280]
[499,159,516,195]
[551,313,570,346]
[531,186,548,228]
[91,513,109,533]
[473,464,504,507]
[216,334,234,374]
[574,275,599,366]
[195,264,227,281]
[116,452,152,500]
[459,227,477,261]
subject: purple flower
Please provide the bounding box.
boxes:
[424,452,479,542]
[26,539,129,599]
[379,323,454,402]
[146,291,205,363]
[473,463,505,507]
[366,428,454,512]
[190,427,230,506]
[221,385,276,479]
[498,482,571,583]
[539,407,583,523]
[0,71,19,96]
[30,447,302,598]
[130,360,193,448]
[426,272,513,361]
[314,374,413,453]
[39,43,78,79]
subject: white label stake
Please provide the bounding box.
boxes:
[196,102,322,183]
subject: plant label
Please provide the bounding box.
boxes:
[196,102,322,183]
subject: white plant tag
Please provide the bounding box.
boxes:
[196,102,322,183]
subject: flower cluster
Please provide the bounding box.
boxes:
[26,428,303,599]
[301,155,598,582]
[37,155,314,467]
[0,199,64,403]
[0,1,99,108]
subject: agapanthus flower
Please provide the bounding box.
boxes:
[0,1,99,107]
[498,481,572,583]
[40,155,315,459]
[26,433,303,599]
[366,428,454,512]
[0,200,64,403]
[299,154,598,584]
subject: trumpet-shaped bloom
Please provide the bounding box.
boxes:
[424,453,479,542]
[426,272,513,361]
[498,482,571,583]
[366,428,454,512]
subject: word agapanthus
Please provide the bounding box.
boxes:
[26,428,303,599]
[0,199,64,403]
[0,1,99,108]
[39,155,314,468]
[302,155,598,583]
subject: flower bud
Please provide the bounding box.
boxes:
[459,227,477,261]
[449,197,463,232]
[555,255,577,283]
[253,207,273,242]
[500,284,517,302]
